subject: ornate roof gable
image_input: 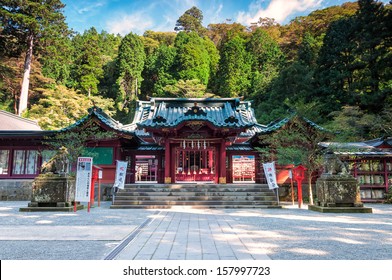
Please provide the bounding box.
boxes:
[134,98,257,129]
[58,106,135,137]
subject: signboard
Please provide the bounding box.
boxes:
[75,157,93,202]
[263,161,279,190]
[113,160,128,189]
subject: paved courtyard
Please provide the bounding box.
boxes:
[0,201,391,260]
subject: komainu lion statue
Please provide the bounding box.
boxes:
[41,147,69,175]
[323,151,349,176]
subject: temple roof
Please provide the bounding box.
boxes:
[0,110,42,131]
[58,107,135,137]
[132,98,257,129]
[319,137,392,151]
[261,113,331,134]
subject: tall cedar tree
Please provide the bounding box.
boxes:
[173,32,213,85]
[355,0,389,112]
[315,17,358,115]
[0,0,68,115]
[216,36,251,97]
[116,32,145,111]
[174,6,206,36]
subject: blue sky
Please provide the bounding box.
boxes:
[62,0,390,35]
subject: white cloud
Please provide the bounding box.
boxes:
[205,3,224,24]
[77,1,105,15]
[236,0,323,25]
[159,0,200,30]
[106,12,154,35]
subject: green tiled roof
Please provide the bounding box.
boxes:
[58,107,135,136]
[261,113,331,134]
[133,98,257,129]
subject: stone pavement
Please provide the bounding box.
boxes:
[112,208,270,260]
[0,201,392,260]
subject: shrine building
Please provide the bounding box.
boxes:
[0,98,266,190]
[1,97,391,204]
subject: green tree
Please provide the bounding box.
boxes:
[27,85,114,130]
[71,28,105,96]
[116,32,146,111]
[315,17,358,116]
[143,30,176,46]
[163,79,214,98]
[215,35,251,97]
[326,106,380,141]
[40,35,73,85]
[355,0,389,112]
[279,2,358,61]
[174,6,206,36]
[43,125,116,170]
[0,0,68,115]
[173,32,212,85]
[97,32,121,101]
[258,116,332,204]
[247,28,285,101]
[207,22,247,50]
[0,57,20,112]
[141,44,176,98]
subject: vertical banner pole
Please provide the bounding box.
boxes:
[98,179,101,207]
[297,180,303,208]
[274,188,280,205]
[290,177,295,205]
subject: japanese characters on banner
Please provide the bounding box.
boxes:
[263,161,279,190]
[113,160,128,189]
[75,157,93,202]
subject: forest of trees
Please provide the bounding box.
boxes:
[0,0,391,141]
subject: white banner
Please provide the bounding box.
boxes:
[263,161,279,190]
[113,160,128,189]
[75,157,93,202]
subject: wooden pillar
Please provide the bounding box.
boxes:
[219,140,226,184]
[164,138,171,183]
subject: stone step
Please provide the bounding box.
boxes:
[110,204,281,209]
[116,191,275,197]
[112,200,278,206]
[119,188,272,192]
[113,195,277,201]
[111,184,280,209]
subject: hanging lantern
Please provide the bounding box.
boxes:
[191,140,194,149]
[197,140,200,149]
[183,140,186,149]
[203,140,206,149]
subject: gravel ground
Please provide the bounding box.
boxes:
[0,201,391,260]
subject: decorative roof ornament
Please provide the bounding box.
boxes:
[225,115,239,123]
[153,115,167,123]
[184,102,207,117]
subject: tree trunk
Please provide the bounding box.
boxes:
[308,175,314,205]
[18,34,34,116]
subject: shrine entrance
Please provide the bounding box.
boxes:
[174,146,216,183]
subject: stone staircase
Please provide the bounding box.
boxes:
[110,184,281,209]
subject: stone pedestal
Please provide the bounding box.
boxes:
[309,174,372,213]
[20,175,82,212]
